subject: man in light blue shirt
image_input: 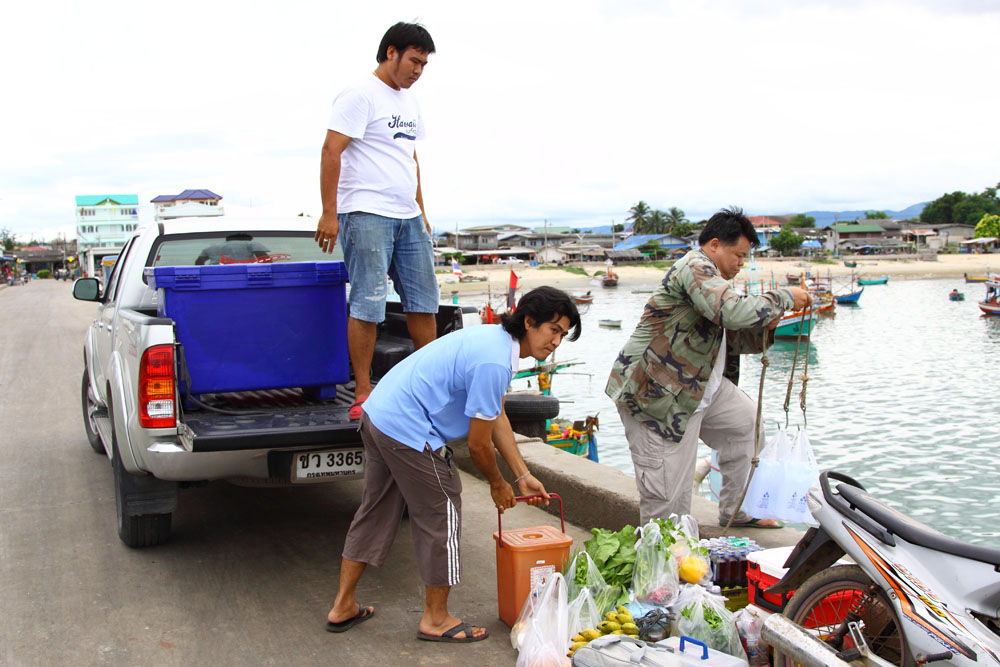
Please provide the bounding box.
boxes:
[325,287,581,643]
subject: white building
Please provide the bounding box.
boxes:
[75,194,140,252]
[151,189,224,221]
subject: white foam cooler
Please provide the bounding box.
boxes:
[656,636,749,667]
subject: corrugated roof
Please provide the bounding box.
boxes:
[614,234,689,251]
[831,223,885,233]
[75,194,139,206]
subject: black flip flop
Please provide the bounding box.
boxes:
[325,604,374,633]
[417,621,489,643]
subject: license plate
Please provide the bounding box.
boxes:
[292,448,364,483]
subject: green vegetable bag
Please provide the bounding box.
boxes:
[673,584,747,660]
[564,550,618,616]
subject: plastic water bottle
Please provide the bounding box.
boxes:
[737,611,769,666]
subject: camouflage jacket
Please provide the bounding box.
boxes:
[605,249,794,442]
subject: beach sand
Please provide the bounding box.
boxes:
[438,253,996,295]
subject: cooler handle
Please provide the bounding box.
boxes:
[496,493,563,548]
[754,578,787,614]
[679,636,709,660]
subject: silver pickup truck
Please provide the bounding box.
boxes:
[74,218,476,548]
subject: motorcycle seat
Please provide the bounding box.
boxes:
[837,483,1000,567]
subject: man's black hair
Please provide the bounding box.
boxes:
[698,206,760,248]
[377,22,436,63]
[500,286,581,342]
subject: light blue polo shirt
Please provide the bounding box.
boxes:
[363,324,518,451]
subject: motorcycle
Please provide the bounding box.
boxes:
[760,471,1000,667]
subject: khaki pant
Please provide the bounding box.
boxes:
[618,378,763,525]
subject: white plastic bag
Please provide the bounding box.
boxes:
[739,426,792,520]
[567,586,601,641]
[776,428,820,523]
[631,522,679,607]
[511,572,570,666]
[565,550,619,616]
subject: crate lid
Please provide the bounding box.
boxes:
[146,261,347,290]
[747,546,795,578]
[492,525,572,551]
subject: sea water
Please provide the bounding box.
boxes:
[492,275,1000,547]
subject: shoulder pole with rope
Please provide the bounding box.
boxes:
[722,302,811,535]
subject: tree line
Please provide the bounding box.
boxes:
[625,201,695,237]
[920,182,1000,229]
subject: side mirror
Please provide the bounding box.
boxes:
[73,277,102,302]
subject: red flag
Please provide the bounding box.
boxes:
[484,302,495,324]
[507,270,518,311]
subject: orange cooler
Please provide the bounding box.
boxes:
[493,494,572,627]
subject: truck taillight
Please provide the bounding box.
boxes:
[139,345,175,428]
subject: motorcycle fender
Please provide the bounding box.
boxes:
[766,526,846,595]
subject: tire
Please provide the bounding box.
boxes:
[108,396,174,548]
[503,392,559,421]
[82,370,104,453]
[776,564,910,667]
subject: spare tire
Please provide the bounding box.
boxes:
[504,392,559,421]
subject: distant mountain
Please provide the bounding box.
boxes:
[783,202,929,228]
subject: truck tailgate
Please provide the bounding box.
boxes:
[179,387,359,452]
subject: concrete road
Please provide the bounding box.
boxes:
[0,280,592,666]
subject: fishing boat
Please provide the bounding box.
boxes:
[601,274,618,287]
[545,415,599,462]
[843,260,857,268]
[978,275,1000,316]
[785,272,802,285]
[949,290,965,302]
[631,288,653,294]
[598,319,622,328]
[858,276,889,285]
[965,272,990,283]
[834,288,863,304]
[573,292,594,304]
[833,270,864,305]
[774,309,818,340]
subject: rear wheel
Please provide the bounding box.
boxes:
[108,396,175,548]
[777,564,909,667]
[81,370,104,453]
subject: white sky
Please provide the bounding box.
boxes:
[2,0,999,242]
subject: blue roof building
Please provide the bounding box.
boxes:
[613,233,690,252]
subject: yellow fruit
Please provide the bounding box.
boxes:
[611,630,625,635]
[679,555,710,584]
[598,621,622,634]
[621,622,639,635]
[617,611,633,624]
[605,611,620,623]
[571,641,588,651]
[580,629,602,641]
[616,605,629,615]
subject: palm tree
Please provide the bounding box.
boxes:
[626,201,651,233]
[665,207,689,234]
[647,210,670,235]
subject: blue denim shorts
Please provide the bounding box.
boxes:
[339,212,440,323]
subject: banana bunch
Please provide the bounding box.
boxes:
[568,607,640,658]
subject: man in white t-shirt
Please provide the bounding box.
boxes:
[315,22,440,420]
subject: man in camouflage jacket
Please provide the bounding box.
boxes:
[606,207,811,526]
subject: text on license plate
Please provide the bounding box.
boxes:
[294,448,364,481]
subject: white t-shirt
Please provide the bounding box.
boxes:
[327,74,426,218]
[695,330,726,413]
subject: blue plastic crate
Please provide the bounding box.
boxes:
[146,262,349,398]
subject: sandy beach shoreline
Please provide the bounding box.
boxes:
[438,254,997,295]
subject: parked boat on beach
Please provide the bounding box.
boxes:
[843,260,857,268]
[601,274,618,287]
[978,275,1000,316]
[573,292,594,304]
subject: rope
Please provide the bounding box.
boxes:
[799,304,813,426]
[783,309,807,428]
[721,327,770,536]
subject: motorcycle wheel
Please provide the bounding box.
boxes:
[776,564,910,667]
